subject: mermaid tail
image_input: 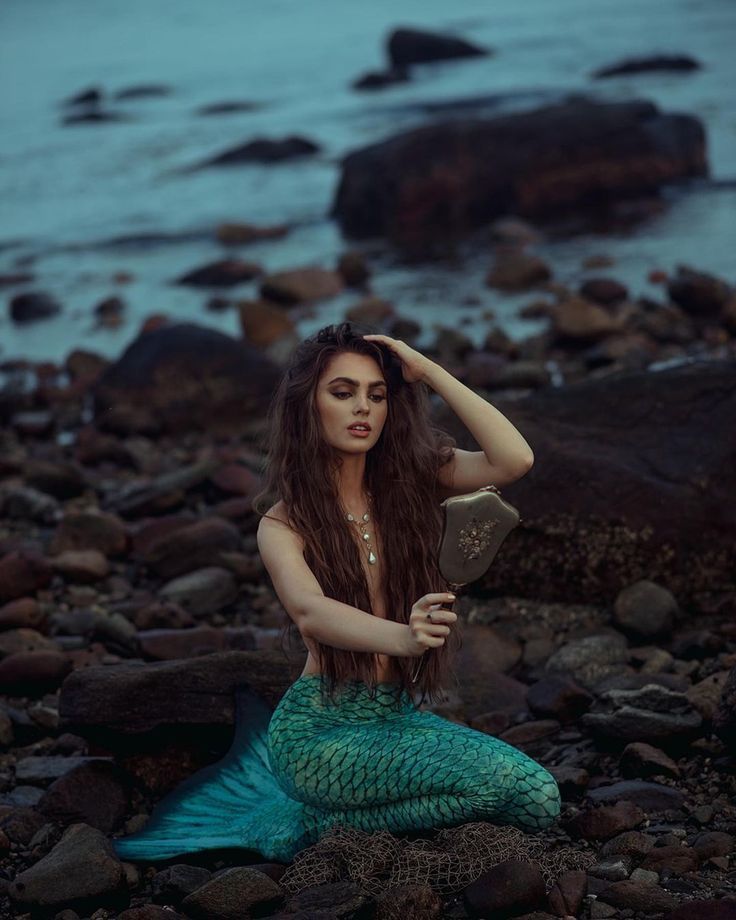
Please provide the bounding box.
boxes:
[112,685,314,863]
[113,675,561,865]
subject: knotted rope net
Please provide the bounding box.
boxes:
[279,821,594,899]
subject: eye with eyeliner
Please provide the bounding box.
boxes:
[331,390,386,402]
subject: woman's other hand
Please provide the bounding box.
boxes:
[362,333,433,384]
[405,593,457,656]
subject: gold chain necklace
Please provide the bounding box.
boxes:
[345,499,377,565]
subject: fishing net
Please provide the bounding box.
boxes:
[279,821,594,900]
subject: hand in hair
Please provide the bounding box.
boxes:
[362,334,432,384]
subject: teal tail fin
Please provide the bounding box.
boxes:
[112,685,312,863]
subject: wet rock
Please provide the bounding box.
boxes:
[690,831,735,861]
[139,517,241,579]
[58,649,291,737]
[92,323,280,436]
[582,684,703,746]
[0,597,45,630]
[666,901,736,920]
[438,360,736,605]
[590,854,633,881]
[9,291,62,323]
[114,83,172,100]
[687,670,732,721]
[490,217,541,247]
[593,54,702,78]
[619,742,680,779]
[600,830,655,860]
[10,409,55,437]
[387,27,489,67]
[201,135,320,166]
[260,266,344,305]
[180,866,283,919]
[596,878,677,913]
[486,248,552,291]
[0,626,57,656]
[24,458,88,498]
[151,863,212,904]
[462,859,545,917]
[586,779,684,812]
[137,625,256,660]
[579,278,629,305]
[0,806,48,844]
[612,580,678,638]
[0,484,59,523]
[345,296,395,325]
[238,299,297,348]
[641,843,699,874]
[196,100,261,116]
[37,760,131,832]
[567,800,645,840]
[552,295,623,342]
[0,650,72,695]
[548,765,589,800]
[50,511,128,557]
[94,295,126,327]
[547,868,586,917]
[8,823,128,912]
[175,258,261,287]
[52,549,110,582]
[526,675,593,722]
[667,265,732,317]
[545,633,629,692]
[713,665,736,752]
[63,109,130,125]
[332,99,706,247]
[336,250,371,287]
[215,222,288,245]
[159,566,238,616]
[352,66,411,91]
[0,550,53,602]
[375,883,443,918]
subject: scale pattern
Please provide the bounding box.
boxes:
[112,675,560,864]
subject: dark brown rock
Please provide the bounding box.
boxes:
[238,299,296,347]
[24,458,87,498]
[463,859,546,917]
[612,579,678,638]
[579,277,629,305]
[175,259,261,287]
[332,99,706,249]
[0,649,72,694]
[665,901,736,920]
[201,135,320,166]
[260,266,344,305]
[50,511,128,557]
[486,248,552,291]
[57,649,292,740]
[619,742,681,779]
[38,760,132,832]
[9,291,62,323]
[593,54,702,79]
[0,596,44,630]
[181,866,283,918]
[668,264,732,316]
[567,800,645,840]
[546,868,586,917]
[92,323,280,436]
[596,879,677,913]
[139,517,242,579]
[387,27,489,67]
[526,675,593,722]
[0,550,53,602]
[433,360,736,604]
[713,665,736,752]
[7,823,127,912]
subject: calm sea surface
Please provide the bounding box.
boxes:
[1,0,735,362]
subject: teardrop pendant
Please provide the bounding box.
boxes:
[368,550,377,565]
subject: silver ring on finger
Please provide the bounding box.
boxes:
[426,612,433,621]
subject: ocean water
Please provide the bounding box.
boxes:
[1,0,734,363]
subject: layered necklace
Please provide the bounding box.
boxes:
[344,495,377,565]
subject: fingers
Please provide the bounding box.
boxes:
[418,593,456,607]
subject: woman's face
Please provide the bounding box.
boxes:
[314,351,388,454]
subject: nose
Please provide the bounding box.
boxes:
[353,393,370,414]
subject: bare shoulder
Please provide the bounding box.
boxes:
[257,500,304,549]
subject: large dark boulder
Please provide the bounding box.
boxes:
[436,360,735,606]
[331,99,706,248]
[387,27,489,67]
[91,323,280,435]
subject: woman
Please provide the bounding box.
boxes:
[112,322,560,865]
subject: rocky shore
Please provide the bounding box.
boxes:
[2,23,736,917]
[1,244,736,917]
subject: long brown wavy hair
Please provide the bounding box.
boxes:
[253,322,460,706]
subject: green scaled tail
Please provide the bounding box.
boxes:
[112,686,314,864]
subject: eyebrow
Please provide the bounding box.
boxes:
[327,376,387,388]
